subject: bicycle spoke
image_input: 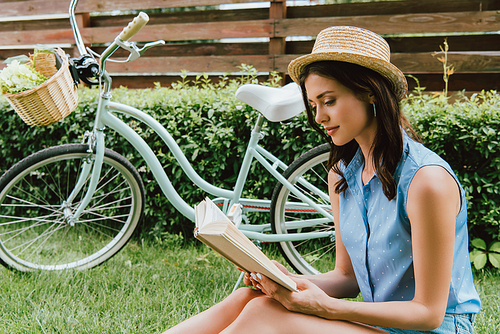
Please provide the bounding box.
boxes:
[87,186,129,207]
[9,183,52,208]
[0,214,60,232]
[88,196,132,212]
[78,221,119,240]
[77,216,128,232]
[301,242,336,259]
[3,194,62,214]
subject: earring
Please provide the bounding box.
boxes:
[372,103,377,117]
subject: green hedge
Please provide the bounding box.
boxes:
[0,75,498,245]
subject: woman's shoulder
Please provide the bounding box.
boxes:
[397,133,461,195]
[404,135,450,170]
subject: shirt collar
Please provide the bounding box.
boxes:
[342,130,410,187]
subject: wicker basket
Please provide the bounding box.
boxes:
[29,51,58,78]
[3,48,78,127]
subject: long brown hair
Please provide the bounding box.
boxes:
[298,61,418,200]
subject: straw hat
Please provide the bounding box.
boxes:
[288,26,407,100]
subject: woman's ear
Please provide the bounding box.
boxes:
[368,93,376,105]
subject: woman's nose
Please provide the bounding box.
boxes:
[315,106,327,124]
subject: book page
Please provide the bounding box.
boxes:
[201,197,230,228]
[194,202,205,229]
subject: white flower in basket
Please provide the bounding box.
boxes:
[0,60,48,94]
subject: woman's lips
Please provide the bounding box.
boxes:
[325,126,339,136]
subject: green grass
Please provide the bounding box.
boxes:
[0,240,498,333]
[474,270,500,333]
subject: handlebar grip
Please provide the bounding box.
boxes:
[119,12,149,41]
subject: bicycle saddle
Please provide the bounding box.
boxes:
[235,82,306,122]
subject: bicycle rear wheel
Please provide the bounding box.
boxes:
[0,144,144,271]
[270,144,334,275]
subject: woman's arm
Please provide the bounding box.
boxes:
[254,165,459,331]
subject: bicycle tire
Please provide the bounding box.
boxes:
[270,143,335,275]
[0,144,145,271]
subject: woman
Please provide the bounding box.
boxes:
[163,26,481,334]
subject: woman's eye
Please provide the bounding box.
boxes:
[324,99,335,106]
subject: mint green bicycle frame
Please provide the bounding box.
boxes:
[66,4,333,244]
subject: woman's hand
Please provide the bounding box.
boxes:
[251,271,337,319]
[270,260,294,277]
[237,261,293,291]
[236,267,264,291]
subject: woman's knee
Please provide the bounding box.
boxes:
[232,287,262,300]
[223,287,262,308]
[240,294,284,318]
[222,296,287,332]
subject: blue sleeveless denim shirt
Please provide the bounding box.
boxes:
[338,132,481,314]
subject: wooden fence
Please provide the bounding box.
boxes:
[1,0,499,93]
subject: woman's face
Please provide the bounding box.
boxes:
[305,73,376,147]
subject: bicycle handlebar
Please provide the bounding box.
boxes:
[69,0,86,56]
[119,12,149,41]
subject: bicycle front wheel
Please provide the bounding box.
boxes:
[0,144,145,271]
[270,143,335,275]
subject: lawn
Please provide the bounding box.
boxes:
[0,239,498,333]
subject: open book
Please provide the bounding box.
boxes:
[194,197,298,292]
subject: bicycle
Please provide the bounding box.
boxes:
[0,0,334,276]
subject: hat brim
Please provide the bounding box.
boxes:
[288,52,408,101]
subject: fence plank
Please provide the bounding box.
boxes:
[105,55,274,73]
[0,0,269,17]
[0,28,74,46]
[0,18,69,32]
[91,8,268,27]
[393,52,500,74]
[286,35,500,56]
[0,0,70,18]
[276,11,500,37]
[75,0,271,13]
[0,19,274,45]
[0,21,271,46]
[287,0,500,18]
[386,35,500,53]
[91,19,274,42]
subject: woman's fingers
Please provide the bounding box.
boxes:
[271,261,290,275]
